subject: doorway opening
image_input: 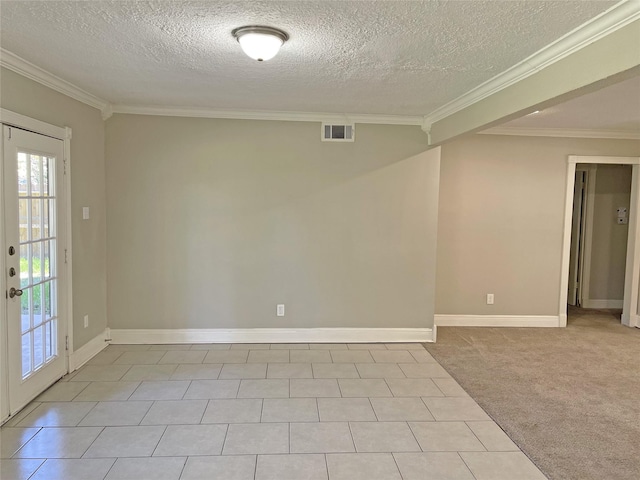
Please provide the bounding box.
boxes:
[560,156,640,328]
[567,164,632,326]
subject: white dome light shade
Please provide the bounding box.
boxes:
[233,26,289,62]
[238,33,282,61]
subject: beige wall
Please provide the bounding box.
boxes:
[588,164,632,302]
[105,115,438,330]
[1,68,107,350]
[4,66,637,339]
[436,134,640,316]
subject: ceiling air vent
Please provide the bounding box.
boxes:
[322,123,355,142]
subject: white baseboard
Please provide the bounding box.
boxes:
[434,315,561,328]
[581,299,623,309]
[68,328,110,371]
[559,312,568,327]
[108,327,435,344]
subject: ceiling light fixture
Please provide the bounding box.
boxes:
[232,26,289,62]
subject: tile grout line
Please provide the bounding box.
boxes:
[148,425,169,458]
[464,421,489,452]
[181,380,192,400]
[196,396,208,425]
[8,426,43,458]
[252,452,258,480]
[432,378,448,397]
[79,425,106,459]
[201,399,212,424]
[159,350,170,365]
[367,397,380,422]
[391,451,406,480]
[457,451,481,480]
[74,400,100,427]
[138,398,155,426]
[220,423,230,456]
[23,458,47,480]
[68,380,91,401]
[176,456,189,480]
[323,453,329,480]
[405,420,424,454]
[346,421,358,453]
[420,396,436,421]
[259,398,265,423]
[98,454,118,479]
[329,350,336,363]
[383,378,396,398]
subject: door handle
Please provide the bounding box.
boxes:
[9,287,23,298]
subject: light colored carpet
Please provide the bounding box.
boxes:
[424,308,640,480]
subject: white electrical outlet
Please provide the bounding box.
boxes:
[84,315,89,328]
[486,294,494,305]
[277,304,285,317]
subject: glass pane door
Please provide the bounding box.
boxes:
[4,125,67,416]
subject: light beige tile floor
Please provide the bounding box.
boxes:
[0,343,547,480]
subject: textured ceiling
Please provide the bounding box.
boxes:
[0,0,618,117]
[493,75,640,133]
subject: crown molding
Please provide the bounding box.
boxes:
[423,0,640,128]
[1,48,111,116]
[0,49,418,125]
[478,126,640,140]
[0,47,418,125]
[110,104,423,126]
[101,104,114,121]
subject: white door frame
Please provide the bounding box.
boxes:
[0,108,73,423]
[568,166,589,306]
[559,155,640,328]
[576,165,598,308]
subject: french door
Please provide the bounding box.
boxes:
[3,125,68,415]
